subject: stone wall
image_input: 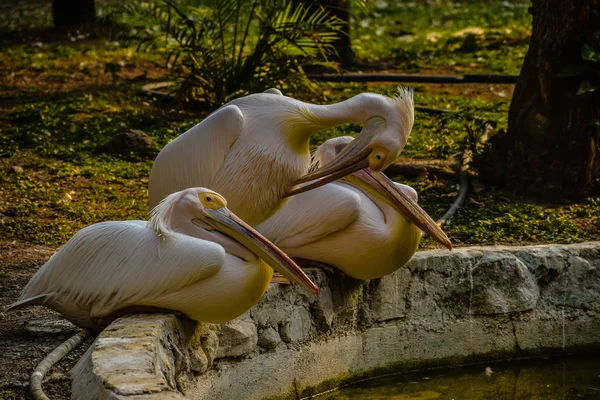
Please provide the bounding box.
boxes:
[73,242,600,400]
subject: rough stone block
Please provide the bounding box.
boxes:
[279,307,313,344]
[216,319,257,358]
[309,282,335,330]
[189,348,209,374]
[369,268,410,322]
[74,243,600,400]
[257,327,281,350]
[71,313,187,399]
[447,253,539,315]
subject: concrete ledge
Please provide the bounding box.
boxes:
[72,242,600,400]
[72,314,193,399]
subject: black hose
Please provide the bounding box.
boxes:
[308,73,518,84]
[423,151,470,239]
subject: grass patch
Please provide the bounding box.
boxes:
[352,0,531,75]
[411,182,599,247]
[0,0,598,249]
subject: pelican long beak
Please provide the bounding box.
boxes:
[285,117,387,198]
[203,207,319,295]
[346,169,452,250]
[285,147,372,197]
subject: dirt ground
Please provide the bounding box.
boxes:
[0,241,93,400]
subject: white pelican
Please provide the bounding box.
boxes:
[147,88,447,246]
[257,136,447,280]
[7,187,318,329]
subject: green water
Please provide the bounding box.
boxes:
[321,355,600,400]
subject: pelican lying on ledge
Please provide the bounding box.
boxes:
[258,137,450,280]
[148,88,445,249]
[7,188,318,329]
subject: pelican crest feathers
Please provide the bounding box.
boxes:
[149,190,182,238]
[393,86,415,135]
[308,86,414,172]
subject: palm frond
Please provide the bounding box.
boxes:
[120,0,343,106]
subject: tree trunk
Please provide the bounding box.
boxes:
[322,0,354,66]
[486,0,600,200]
[297,0,354,66]
[52,0,96,27]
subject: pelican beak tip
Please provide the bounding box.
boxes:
[442,236,453,250]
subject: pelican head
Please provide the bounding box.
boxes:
[152,188,319,294]
[298,137,452,250]
[288,88,415,195]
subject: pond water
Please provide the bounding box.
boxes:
[320,355,600,400]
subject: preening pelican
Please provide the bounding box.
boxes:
[257,137,450,280]
[148,88,446,248]
[7,188,318,329]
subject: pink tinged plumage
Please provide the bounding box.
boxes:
[256,136,426,281]
[7,188,317,328]
[148,88,417,227]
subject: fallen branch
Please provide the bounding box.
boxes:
[308,73,518,84]
[415,106,457,115]
[30,329,94,400]
[140,81,177,98]
[385,159,457,180]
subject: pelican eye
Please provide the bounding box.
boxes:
[199,193,228,209]
[368,147,389,171]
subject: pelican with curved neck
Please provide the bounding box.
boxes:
[257,136,451,280]
[148,88,416,227]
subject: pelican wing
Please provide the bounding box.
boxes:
[393,181,418,201]
[257,182,361,249]
[10,221,226,316]
[263,88,283,95]
[148,105,244,208]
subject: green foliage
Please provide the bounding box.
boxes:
[0,0,598,250]
[1,156,152,246]
[577,42,600,95]
[306,83,510,160]
[118,0,343,105]
[582,42,600,63]
[0,84,195,246]
[0,91,194,160]
[352,0,532,74]
[394,178,596,248]
[556,41,600,95]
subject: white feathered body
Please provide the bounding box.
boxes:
[148,94,314,226]
[257,181,421,280]
[148,90,415,226]
[10,221,272,327]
